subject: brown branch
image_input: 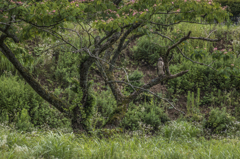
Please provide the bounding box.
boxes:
[151,21,217,27]
[36,27,78,50]
[129,70,189,101]
[0,17,19,43]
[165,31,191,57]
[109,23,141,71]
[106,80,185,114]
[122,33,144,50]
[152,31,191,75]
[188,37,220,42]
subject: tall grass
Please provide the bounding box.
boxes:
[1,122,240,159]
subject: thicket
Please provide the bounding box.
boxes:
[0,74,70,130]
[204,107,235,133]
[121,100,169,131]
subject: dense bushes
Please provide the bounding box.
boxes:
[132,35,178,65]
[93,88,117,128]
[167,59,240,92]
[121,100,169,131]
[204,107,235,133]
[0,75,70,129]
[93,88,169,131]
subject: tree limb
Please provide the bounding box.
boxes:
[106,80,185,114]
[128,70,189,101]
[109,23,141,71]
[153,31,219,71]
[0,42,70,115]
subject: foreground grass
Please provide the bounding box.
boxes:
[0,123,240,159]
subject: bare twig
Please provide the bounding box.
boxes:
[39,42,67,54]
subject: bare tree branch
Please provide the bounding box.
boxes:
[128,70,189,101]
[0,17,19,43]
[109,23,141,71]
[152,21,217,27]
[107,80,185,114]
[39,42,67,54]
[153,31,219,71]
[165,31,192,57]
[35,27,78,50]
[188,36,220,42]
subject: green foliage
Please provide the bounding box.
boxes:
[168,58,240,95]
[186,90,201,114]
[16,109,33,132]
[121,100,169,131]
[162,121,202,139]
[0,75,70,129]
[0,110,9,124]
[216,0,240,16]
[132,34,177,65]
[54,51,80,88]
[93,88,117,128]
[204,107,235,133]
[132,36,162,64]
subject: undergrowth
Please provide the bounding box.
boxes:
[1,122,240,159]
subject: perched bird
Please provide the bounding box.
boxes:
[157,57,165,85]
[157,57,165,76]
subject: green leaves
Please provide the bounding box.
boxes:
[191,48,206,60]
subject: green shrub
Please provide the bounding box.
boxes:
[16,109,33,132]
[0,75,70,129]
[53,51,80,88]
[168,59,240,96]
[204,107,235,133]
[162,121,202,139]
[132,34,178,65]
[121,100,169,131]
[93,88,117,128]
[133,36,164,65]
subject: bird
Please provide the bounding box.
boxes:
[157,57,165,85]
[157,57,165,76]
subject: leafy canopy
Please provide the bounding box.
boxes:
[1,0,229,40]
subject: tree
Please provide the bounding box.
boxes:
[214,0,240,16]
[0,0,230,132]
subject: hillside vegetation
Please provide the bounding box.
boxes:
[1,0,240,158]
